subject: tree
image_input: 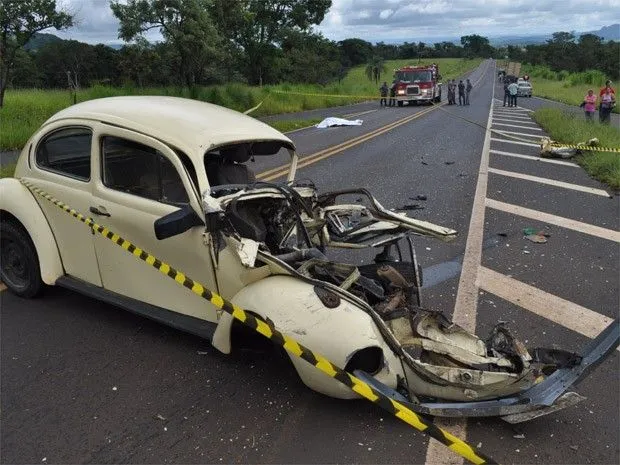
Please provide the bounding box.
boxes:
[338,38,373,67]
[365,56,385,85]
[0,0,72,106]
[210,0,332,85]
[110,0,223,87]
[460,34,493,58]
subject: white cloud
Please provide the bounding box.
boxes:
[40,0,620,45]
[379,9,394,20]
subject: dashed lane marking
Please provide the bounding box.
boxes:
[489,149,579,167]
[478,266,618,346]
[492,122,543,131]
[490,137,539,147]
[486,198,620,243]
[488,167,610,197]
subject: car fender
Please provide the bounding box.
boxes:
[212,275,401,399]
[0,178,64,284]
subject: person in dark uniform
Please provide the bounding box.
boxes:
[503,78,510,106]
[465,79,472,105]
[379,82,388,106]
[458,80,465,105]
[389,80,397,107]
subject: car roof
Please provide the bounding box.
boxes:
[42,96,296,158]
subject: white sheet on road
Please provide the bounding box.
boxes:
[316,117,363,128]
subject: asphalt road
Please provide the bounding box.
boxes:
[2,60,619,465]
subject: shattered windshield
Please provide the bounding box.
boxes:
[396,70,432,82]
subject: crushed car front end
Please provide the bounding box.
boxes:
[200,171,619,419]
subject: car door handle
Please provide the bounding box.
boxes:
[89,206,111,217]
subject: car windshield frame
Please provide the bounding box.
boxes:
[396,70,432,82]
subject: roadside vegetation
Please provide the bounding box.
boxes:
[533,108,620,190]
[521,65,619,113]
[0,58,481,151]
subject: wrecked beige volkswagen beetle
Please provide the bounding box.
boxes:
[1,97,617,422]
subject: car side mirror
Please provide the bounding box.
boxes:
[154,204,204,240]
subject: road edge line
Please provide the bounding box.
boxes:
[423,59,495,465]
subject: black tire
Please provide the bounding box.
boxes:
[397,101,404,107]
[0,220,43,298]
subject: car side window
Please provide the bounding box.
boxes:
[101,136,190,205]
[36,127,92,180]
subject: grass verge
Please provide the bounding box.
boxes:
[0,163,16,179]
[268,118,322,133]
[532,108,620,190]
[0,58,482,150]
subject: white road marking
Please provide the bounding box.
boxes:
[493,98,534,112]
[492,122,543,131]
[478,267,617,345]
[490,137,539,147]
[488,167,610,197]
[490,149,579,167]
[424,62,497,465]
[493,117,538,125]
[492,114,533,121]
[491,129,541,139]
[344,109,378,118]
[486,198,620,242]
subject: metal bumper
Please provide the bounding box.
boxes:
[355,319,619,423]
[396,94,432,102]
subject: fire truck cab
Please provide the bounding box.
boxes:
[393,64,442,106]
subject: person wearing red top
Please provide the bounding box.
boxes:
[599,80,615,97]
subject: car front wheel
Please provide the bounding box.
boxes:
[0,220,43,298]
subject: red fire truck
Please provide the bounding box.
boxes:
[393,64,442,106]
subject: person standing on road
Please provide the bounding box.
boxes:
[503,78,510,106]
[599,87,616,124]
[582,89,597,122]
[379,82,388,107]
[389,80,397,107]
[458,80,465,106]
[446,80,453,104]
[465,79,473,105]
[507,80,519,107]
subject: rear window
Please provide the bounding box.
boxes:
[36,127,92,180]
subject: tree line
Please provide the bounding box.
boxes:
[1,1,619,108]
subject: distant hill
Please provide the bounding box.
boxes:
[25,32,124,51]
[584,24,620,41]
[24,32,63,50]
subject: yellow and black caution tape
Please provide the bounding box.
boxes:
[547,143,620,153]
[20,178,497,465]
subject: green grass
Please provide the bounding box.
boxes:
[532,108,620,190]
[269,118,323,133]
[0,58,482,151]
[521,64,618,113]
[0,163,16,178]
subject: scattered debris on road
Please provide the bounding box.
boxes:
[410,194,427,201]
[154,414,167,421]
[445,161,455,165]
[315,117,363,128]
[400,204,425,211]
[513,433,526,439]
[523,227,550,244]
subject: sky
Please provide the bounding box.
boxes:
[51,0,620,45]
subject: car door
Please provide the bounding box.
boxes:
[90,124,220,323]
[28,122,102,286]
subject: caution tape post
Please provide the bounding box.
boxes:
[21,178,497,465]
